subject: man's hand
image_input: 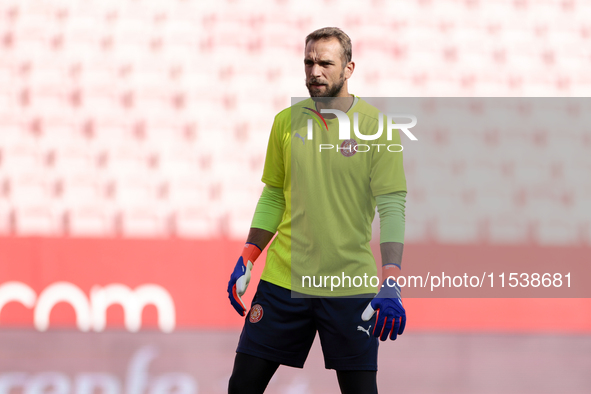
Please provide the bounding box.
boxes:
[361,278,406,341]
[227,243,262,316]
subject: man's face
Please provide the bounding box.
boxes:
[304,38,349,98]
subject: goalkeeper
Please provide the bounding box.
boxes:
[227,27,407,394]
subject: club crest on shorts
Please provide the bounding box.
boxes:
[340,139,357,157]
[249,304,264,323]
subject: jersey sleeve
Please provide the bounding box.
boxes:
[251,185,286,233]
[370,116,407,196]
[376,191,406,244]
[261,115,285,188]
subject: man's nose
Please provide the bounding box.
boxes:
[310,63,322,78]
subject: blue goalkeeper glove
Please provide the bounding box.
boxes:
[361,278,406,341]
[227,243,262,316]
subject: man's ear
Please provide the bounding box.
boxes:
[344,61,355,80]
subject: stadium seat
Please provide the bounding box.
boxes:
[174,205,220,239]
[66,205,115,237]
[488,213,532,245]
[7,172,53,207]
[57,173,105,208]
[13,205,62,236]
[0,201,11,235]
[119,205,168,238]
[1,140,44,175]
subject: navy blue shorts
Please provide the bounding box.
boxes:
[236,280,379,370]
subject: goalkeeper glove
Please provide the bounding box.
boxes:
[227,243,262,316]
[361,278,406,341]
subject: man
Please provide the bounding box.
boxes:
[227,27,407,394]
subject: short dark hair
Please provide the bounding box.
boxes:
[305,27,352,65]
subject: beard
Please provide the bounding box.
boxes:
[306,70,346,100]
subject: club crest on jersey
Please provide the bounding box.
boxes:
[249,304,264,323]
[340,139,357,157]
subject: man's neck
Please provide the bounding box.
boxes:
[313,94,355,118]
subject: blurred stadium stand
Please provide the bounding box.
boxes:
[1,2,591,393]
[1,0,590,243]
